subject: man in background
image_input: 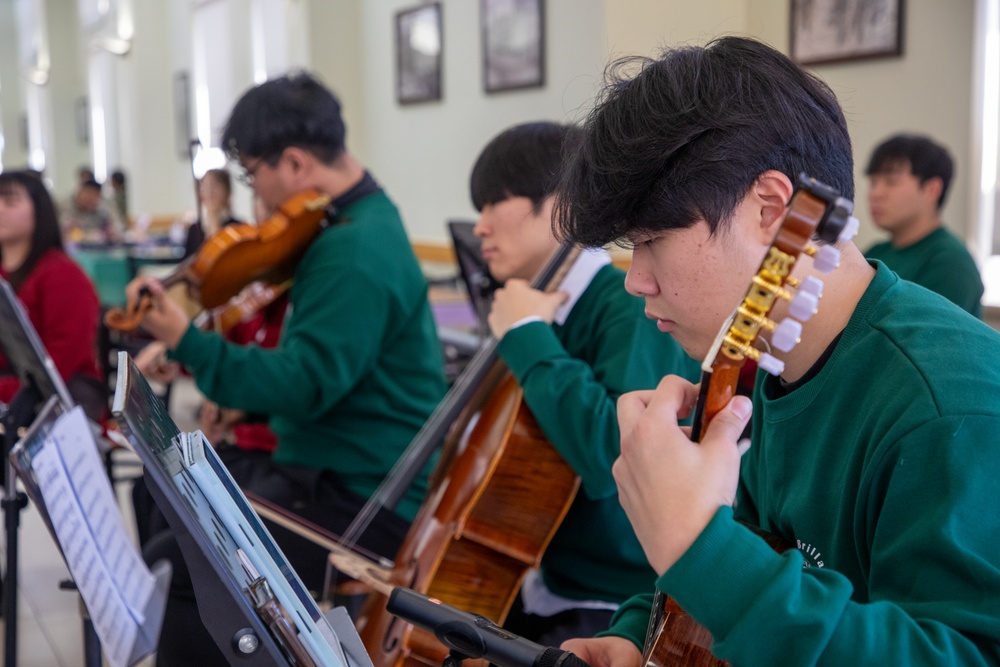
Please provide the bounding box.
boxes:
[60,178,124,243]
[864,133,983,316]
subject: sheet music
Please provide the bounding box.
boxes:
[31,406,156,667]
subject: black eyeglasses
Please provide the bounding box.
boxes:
[236,159,265,187]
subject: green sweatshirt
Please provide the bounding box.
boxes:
[171,191,448,521]
[604,262,1000,665]
[498,263,699,603]
[865,226,983,317]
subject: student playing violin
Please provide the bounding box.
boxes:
[125,72,448,667]
[470,122,699,645]
[555,37,1000,667]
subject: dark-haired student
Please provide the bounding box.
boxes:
[0,170,103,416]
[469,122,699,646]
[553,37,1000,667]
[182,167,244,258]
[125,72,448,666]
[864,133,984,317]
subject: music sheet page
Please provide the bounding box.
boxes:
[32,406,155,667]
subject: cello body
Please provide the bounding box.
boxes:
[356,370,579,667]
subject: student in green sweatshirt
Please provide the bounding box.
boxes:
[469,122,699,646]
[125,73,447,666]
[864,133,983,317]
[553,37,1000,667]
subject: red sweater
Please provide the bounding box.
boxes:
[0,249,102,403]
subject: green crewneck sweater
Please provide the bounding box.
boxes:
[498,263,699,603]
[171,191,448,521]
[865,226,983,317]
[604,262,1000,665]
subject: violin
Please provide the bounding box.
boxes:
[641,175,858,667]
[103,190,330,332]
[192,279,291,335]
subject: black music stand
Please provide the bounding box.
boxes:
[447,219,499,336]
[0,277,78,667]
[112,352,371,667]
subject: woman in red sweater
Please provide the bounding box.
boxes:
[0,170,103,413]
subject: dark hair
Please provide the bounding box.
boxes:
[555,37,854,247]
[0,170,63,289]
[221,72,346,167]
[865,134,953,209]
[110,169,126,186]
[80,179,102,192]
[202,168,233,198]
[470,122,583,214]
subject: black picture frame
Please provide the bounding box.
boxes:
[481,0,545,93]
[790,0,904,66]
[396,3,443,105]
[173,71,193,158]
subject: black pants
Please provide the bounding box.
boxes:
[135,448,410,667]
[503,592,616,648]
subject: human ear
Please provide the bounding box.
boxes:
[749,170,795,242]
[922,176,944,207]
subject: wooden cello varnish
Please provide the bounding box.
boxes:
[354,247,583,667]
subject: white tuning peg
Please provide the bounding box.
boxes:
[772,318,803,352]
[789,290,819,321]
[813,245,841,273]
[839,215,860,243]
[799,275,824,297]
[757,352,785,376]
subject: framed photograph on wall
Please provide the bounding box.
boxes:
[790,0,904,66]
[482,0,545,93]
[396,3,443,105]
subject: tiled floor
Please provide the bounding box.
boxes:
[0,376,203,667]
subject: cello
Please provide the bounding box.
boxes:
[341,243,586,667]
[640,175,857,667]
[103,190,329,332]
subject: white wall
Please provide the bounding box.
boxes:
[354,0,606,243]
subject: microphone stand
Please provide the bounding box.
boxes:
[1,386,39,667]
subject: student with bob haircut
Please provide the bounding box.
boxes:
[468,122,698,645]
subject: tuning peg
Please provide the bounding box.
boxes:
[757,351,785,376]
[839,215,860,243]
[798,275,824,297]
[772,318,803,352]
[789,290,818,321]
[812,245,841,273]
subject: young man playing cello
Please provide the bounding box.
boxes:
[555,37,1000,666]
[469,122,698,645]
[126,72,448,666]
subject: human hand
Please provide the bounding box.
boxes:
[559,636,641,667]
[124,277,191,348]
[198,401,245,445]
[614,375,753,575]
[134,341,180,383]
[487,279,568,339]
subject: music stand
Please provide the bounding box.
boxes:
[112,352,371,667]
[447,220,498,335]
[0,277,77,666]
